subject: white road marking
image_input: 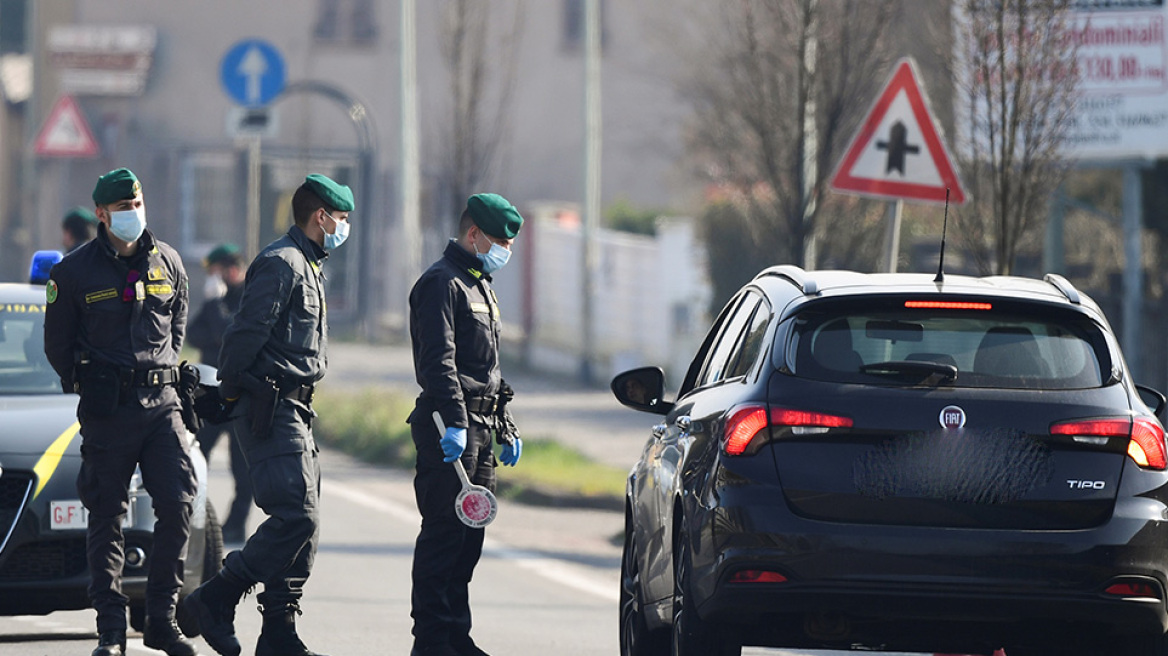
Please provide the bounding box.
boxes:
[322,479,618,603]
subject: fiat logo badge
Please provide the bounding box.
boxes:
[939,405,966,430]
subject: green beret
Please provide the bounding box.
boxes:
[304,173,355,212]
[92,168,142,206]
[204,243,242,268]
[467,193,523,239]
[63,206,98,226]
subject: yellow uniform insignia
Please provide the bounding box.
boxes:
[148,266,166,281]
[85,288,118,304]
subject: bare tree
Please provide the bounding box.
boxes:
[436,0,525,231]
[950,0,1080,275]
[677,0,898,268]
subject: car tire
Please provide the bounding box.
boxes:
[620,519,669,656]
[177,500,225,638]
[672,529,739,656]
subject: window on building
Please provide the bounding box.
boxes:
[181,152,242,249]
[315,0,378,46]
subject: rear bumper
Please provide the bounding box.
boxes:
[701,577,1168,652]
[687,494,1168,650]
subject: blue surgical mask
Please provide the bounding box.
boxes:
[323,212,350,250]
[109,207,146,243]
[476,241,511,274]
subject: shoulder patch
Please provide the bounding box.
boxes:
[147,266,166,281]
[46,280,58,303]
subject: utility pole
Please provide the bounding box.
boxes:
[580,0,601,384]
[400,0,421,332]
[799,0,819,269]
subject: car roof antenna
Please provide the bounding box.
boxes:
[934,187,951,283]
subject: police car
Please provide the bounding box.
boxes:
[0,278,223,633]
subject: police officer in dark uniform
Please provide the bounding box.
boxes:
[408,193,525,656]
[62,205,98,253]
[43,168,198,656]
[187,243,252,544]
[184,174,353,656]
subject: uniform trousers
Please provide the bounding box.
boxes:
[76,387,196,633]
[197,420,253,537]
[410,413,497,649]
[222,395,321,609]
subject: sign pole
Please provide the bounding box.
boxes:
[883,199,903,273]
[246,135,261,259]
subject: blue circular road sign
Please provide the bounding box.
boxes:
[220,39,286,107]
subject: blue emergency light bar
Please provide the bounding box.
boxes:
[29,250,64,285]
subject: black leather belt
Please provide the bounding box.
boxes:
[279,382,315,403]
[465,395,499,414]
[125,366,179,388]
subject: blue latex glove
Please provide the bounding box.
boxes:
[500,437,522,467]
[440,426,467,463]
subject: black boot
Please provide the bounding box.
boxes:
[181,570,249,656]
[254,603,328,656]
[91,630,126,656]
[144,615,198,656]
[450,636,490,656]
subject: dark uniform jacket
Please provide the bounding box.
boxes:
[409,240,502,430]
[44,224,188,405]
[187,282,243,366]
[218,225,328,392]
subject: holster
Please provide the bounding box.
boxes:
[241,372,280,440]
[177,361,202,433]
[76,361,121,417]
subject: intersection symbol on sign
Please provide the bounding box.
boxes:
[34,95,99,158]
[830,58,965,205]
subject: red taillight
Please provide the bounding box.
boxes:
[729,569,788,584]
[1131,418,1167,469]
[724,406,853,456]
[1104,582,1161,599]
[904,300,993,310]
[724,406,768,456]
[770,408,853,429]
[1050,417,1167,470]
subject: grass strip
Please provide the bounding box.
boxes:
[313,386,626,508]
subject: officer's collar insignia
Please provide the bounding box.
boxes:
[46,280,58,304]
[468,267,483,279]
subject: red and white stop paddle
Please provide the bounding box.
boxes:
[433,411,498,527]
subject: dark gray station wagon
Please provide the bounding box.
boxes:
[614,266,1168,656]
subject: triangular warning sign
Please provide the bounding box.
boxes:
[830,58,964,205]
[34,95,100,158]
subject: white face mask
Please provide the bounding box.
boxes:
[203,273,226,300]
[109,207,146,242]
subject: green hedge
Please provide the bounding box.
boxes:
[312,387,626,508]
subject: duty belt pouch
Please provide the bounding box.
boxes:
[242,373,279,440]
[78,364,121,416]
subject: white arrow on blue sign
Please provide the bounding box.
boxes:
[220,39,286,107]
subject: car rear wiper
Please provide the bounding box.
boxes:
[859,360,958,385]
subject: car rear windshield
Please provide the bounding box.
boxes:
[789,301,1110,390]
[0,304,59,394]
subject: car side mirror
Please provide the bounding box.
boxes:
[1136,384,1166,418]
[611,366,673,415]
